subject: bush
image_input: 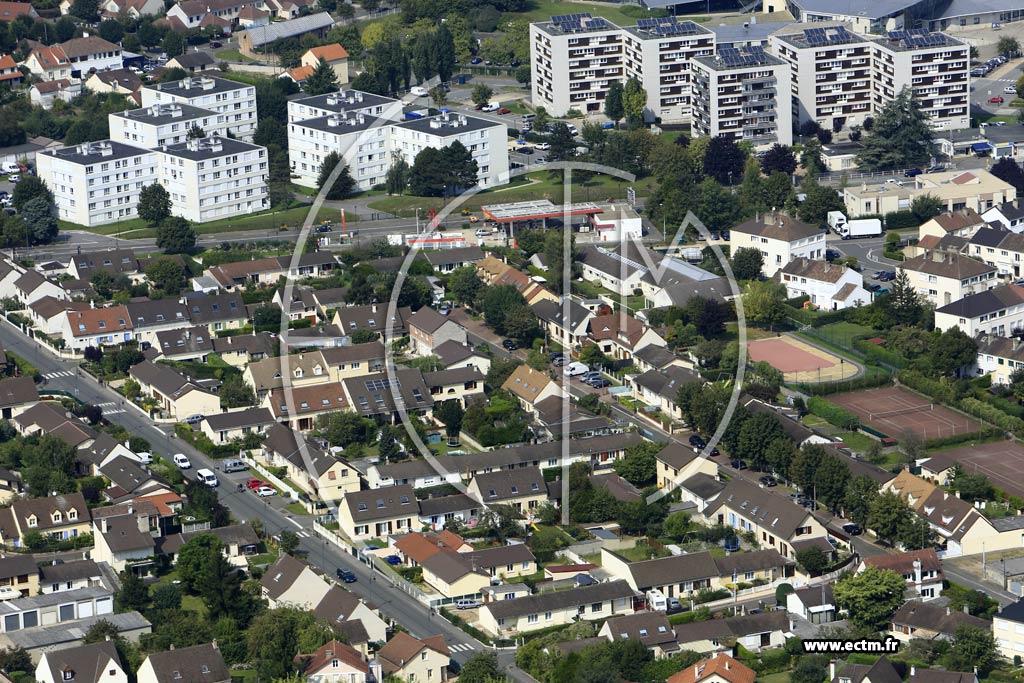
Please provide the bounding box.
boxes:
[960,397,1024,436]
[924,428,1002,450]
[898,370,957,404]
[853,339,905,368]
[884,210,919,230]
[807,396,860,429]
[790,365,892,396]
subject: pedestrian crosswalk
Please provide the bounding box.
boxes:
[296,530,312,538]
[43,370,74,379]
[96,401,126,415]
[449,644,474,653]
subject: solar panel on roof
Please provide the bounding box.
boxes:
[636,17,659,28]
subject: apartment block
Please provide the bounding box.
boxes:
[622,18,714,123]
[770,25,873,131]
[530,13,624,117]
[286,88,401,124]
[691,46,792,148]
[871,30,970,131]
[140,76,257,140]
[287,110,391,190]
[390,112,508,189]
[108,102,231,148]
[157,137,269,223]
[37,140,157,227]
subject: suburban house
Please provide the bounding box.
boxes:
[600,611,679,658]
[666,653,755,683]
[964,227,1024,278]
[786,584,837,624]
[0,555,38,598]
[433,341,491,374]
[501,364,563,412]
[407,308,467,357]
[166,52,216,73]
[601,547,793,597]
[972,334,1024,385]
[779,258,869,310]
[300,44,349,84]
[934,283,1024,336]
[59,307,134,352]
[858,549,943,600]
[201,407,274,444]
[919,209,987,241]
[296,639,373,683]
[376,632,450,683]
[423,368,484,407]
[889,600,989,641]
[701,478,829,560]
[418,552,490,600]
[36,641,126,683]
[136,643,229,683]
[653,442,720,494]
[320,343,386,382]
[532,299,593,349]
[261,554,331,609]
[673,611,789,653]
[729,213,826,277]
[984,203,1024,232]
[421,246,484,273]
[465,467,549,517]
[259,423,358,502]
[339,486,418,541]
[264,382,351,431]
[312,585,389,644]
[129,361,220,421]
[477,580,637,636]
[0,377,39,420]
[588,313,666,361]
[0,494,91,548]
[632,366,700,421]
[899,251,997,307]
[237,13,335,58]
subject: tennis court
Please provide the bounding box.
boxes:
[830,386,981,441]
[747,335,855,383]
[932,441,1024,500]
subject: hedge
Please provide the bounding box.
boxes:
[782,305,853,328]
[924,427,1003,450]
[789,365,891,396]
[884,210,919,230]
[959,397,1024,436]
[897,370,957,404]
[807,396,860,429]
[853,339,905,369]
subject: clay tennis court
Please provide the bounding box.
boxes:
[747,336,856,383]
[931,441,1024,500]
[830,386,981,441]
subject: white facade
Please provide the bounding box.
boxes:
[691,50,793,148]
[731,216,827,278]
[621,21,715,123]
[779,258,869,309]
[530,15,624,117]
[109,103,230,148]
[157,136,269,223]
[286,88,401,124]
[871,33,970,132]
[390,113,508,189]
[934,284,1024,336]
[37,140,157,227]
[769,26,874,131]
[140,76,257,141]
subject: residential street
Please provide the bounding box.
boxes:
[0,320,530,678]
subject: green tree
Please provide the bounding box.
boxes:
[622,77,647,127]
[731,247,764,280]
[760,143,797,174]
[115,570,149,612]
[448,266,483,306]
[843,476,880,527]
[992,156,1024,195]
[797,180,844,225]
[694,178,741,232]
[162,30,185,58]
[377,424,402,462]
[247,608,315,681]
[703,136,746,185]
[98,19,123,43]
[997,36,1021,57]
[791,655,829,683]
[743,280,787,329]
[384,153,411,196]
[833,566,907,630]
[910,193,943,223]
[929,326,977,376]
[279,529,300,555]
[949,625,998,675]
[471,83,494,106]
[316,151,356,200]
[458,654,503,683]
[187,124,205,140]
[813,454,850,512]
[795,546,829,575]
[604,80,624,125]
[737,412,786,471]
[177,534,224,591]
[219,374,255,409]
[547,123,577,161]
[953,469,994,503]
[156,217,197,254]
[19,196,57,245]
[433,399,464,439]
[144,256,185,293]
[613,440,661,487]
[880,270,924,327]
[790,444,825,493]
[69,0,99,21]
[857,87,934,170]
[11,176,54,213]
[482,284,526,336]
[763,171,794,210]
[304,57,340,95]
[151,583,182,611]
[867,490,913,546]
[55,16,77,42]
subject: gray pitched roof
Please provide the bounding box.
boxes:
[344,485,417,523]
[42,640,121,683]
[261,553,310,601]
[703,478,814,540]
[141,643,229,683]
[890,600,990,635]
[241,12,334,46]
[622,551,718,590]
[472,467,546,502]
[484,580,636,619]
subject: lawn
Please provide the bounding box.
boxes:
[834,430,878,452]
[815,321,879,347]
[152,571,207,616]
[215,49,255,62]
[366,171,656,217]
[504,0,709,27]
[247,551,278,567]
[616,540,672,562]
[285,502,308,516]
[61,205,335,239]
[759,672,792,683]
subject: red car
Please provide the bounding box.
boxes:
[497,107,512,115]
[246,478,266,490]
[989,96,1004,104]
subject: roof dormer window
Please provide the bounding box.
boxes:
[52,511,62,523]
[26,515,36,527]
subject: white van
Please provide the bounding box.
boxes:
[172,453,191,469]
[1,162,18,174]
[220,459,248,473]
[565,362,589,377]
[134,452,153,465]
[481,102,499,112]
[197,468,218,487]
[410,86,428,97]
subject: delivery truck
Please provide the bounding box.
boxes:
[837,218,883,239]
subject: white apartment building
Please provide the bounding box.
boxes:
[934,283,1024,336]
[287,88,400,124]
[109,102,230,148]
[730,213,826,277]
[691,47,792,148]
[993,599,1024,662]
[141,76,257,141]
[37,140,157,227]
[871,30,970,131]
[899,250,997,307]
[288,110,390,189]
[157,136,269,223]
[390,112,508,189]
[769,25,874,131]
[530,13,624,116]
[621,18,714,123]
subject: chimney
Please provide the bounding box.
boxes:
[830,660,837,681]
[911,667,916,677]
[169,645,175,651]
[946,607,951,615]
[913,559,922,589]
[212,640,218,650]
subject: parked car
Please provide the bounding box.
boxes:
[1006,86,1018,94]
[315,224,333,233]
[497,108,512,115]
[588,378,611,388]
[884,178,903,186]
[842,523,862,536]
[256,485,276,497]
[210,41,222,48]
[456,599,481,609]
[904,168,922,177]
[730,459,747,470]
[758,475,777,487]
[878,271,896,281]
[689,434,706,449]
[246,478,266,490]
[172,453,191,469]
[518,147,534,155]
[535,142,551,151]
[502,339,518,351]
[720,230,730,241]
[8,175,19,183]
[989,96,1004,104]
[384,555,402,565]
[410,86,429,97]
[337,568,357,583]
[438,303,451,315]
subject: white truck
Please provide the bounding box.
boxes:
[827,211,882,239]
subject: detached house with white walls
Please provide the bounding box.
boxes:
[779,257,869,310]
[730,214,826,278]
[858,548,943,600]
[899,251,998,307]
[934,283,1024,336]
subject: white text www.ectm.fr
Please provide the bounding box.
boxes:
[802,637,901,654]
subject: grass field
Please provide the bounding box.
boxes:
[368,171,655,217]
[215,49,255,62]
[62,205,335,239]
[504,0,709,27]
[835,430,877,452]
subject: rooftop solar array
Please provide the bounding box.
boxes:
[803,26,857,47]
[719,46,770,66]
[636,16,702,36]
[886,28,929,40]
[550,13,612,32]
[365,377,401,392]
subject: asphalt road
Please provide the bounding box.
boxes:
[0,320,531,677]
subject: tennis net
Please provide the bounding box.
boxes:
[869,404,933,421]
